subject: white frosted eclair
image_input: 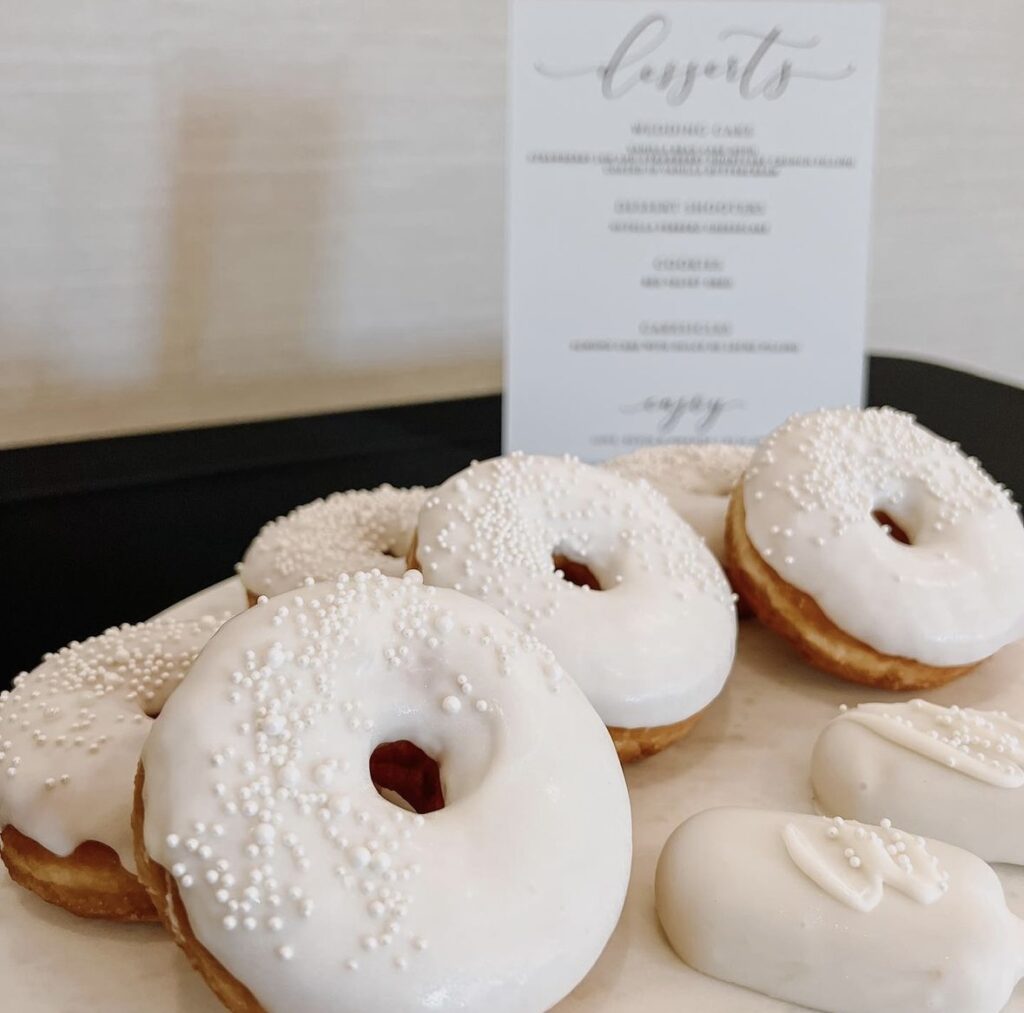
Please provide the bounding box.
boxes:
[656,807,1024,1013]
[813,699,1024,864]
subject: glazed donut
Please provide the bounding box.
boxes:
[727,407,1024,690]
[410,454,737,762]
[812,699,1024,864]
[656,807,1024,1013]
[604,443,752,563]
[134,572,631,1013]
[0,614,227,920]
[238,484,425,604]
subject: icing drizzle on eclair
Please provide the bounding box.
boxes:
[783,815,949,913]
[840,700,1024,788]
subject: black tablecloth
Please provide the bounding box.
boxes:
[2,355,1021,685]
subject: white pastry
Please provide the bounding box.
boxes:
[0,614,229,871]
[605,443,752,562]
[139,572,632,1012]
[813,699,1024,864]
[656,807,1024,1012]
[741,407,1024,666]
[413,453,737,731]
[238,484,425,599]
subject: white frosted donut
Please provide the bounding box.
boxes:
[138,572,631,1012]
[605,443,753,562]
[741,407,1024,666]
[813,699,1024,864]
[412,454,737,731]
[0,614,228,872]
[238,485,425,600]
[656,807,1024,1013]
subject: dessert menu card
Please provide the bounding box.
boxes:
[505,0,882,456]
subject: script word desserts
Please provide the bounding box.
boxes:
[813,699,1024,864]
[135,572,632,1012]
[411,453,737,761]
[656,807,1024,1013]
[238,484,424,604]
[604,442,752,563]
[0,614,228,920]
[727,406,1024,690]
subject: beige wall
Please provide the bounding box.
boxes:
[1,0,1022,448]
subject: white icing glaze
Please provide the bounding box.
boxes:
[0,615,228,871]
[238,485,425,598]
[141,572,632,1012]
[742,406,1024,665]
[604,443,753,562]
[656,807,1024,1013]
[413,454,737,729]
[848,700,1024,787]
[783,815,948,913]
[813,700,1024,863]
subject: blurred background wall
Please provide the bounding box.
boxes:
[1,0,1021,448]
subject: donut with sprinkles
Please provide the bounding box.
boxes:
[726,406,1024,689]
[410,453,738,761]
[0,614,229,920]
[604,443,753,564]
[134,572,631,1012]
[238,485,425,604]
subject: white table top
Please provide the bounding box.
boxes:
[4,577,1024,1012]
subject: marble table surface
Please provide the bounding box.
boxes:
[3,577,1023,1011]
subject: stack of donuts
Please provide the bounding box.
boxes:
[3,405,1024,1013]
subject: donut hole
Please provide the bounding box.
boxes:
[369,740,445,814]
[871,510,912,545]
[552,553,603,591]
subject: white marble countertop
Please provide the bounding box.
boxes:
[4,577,1024,1011]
